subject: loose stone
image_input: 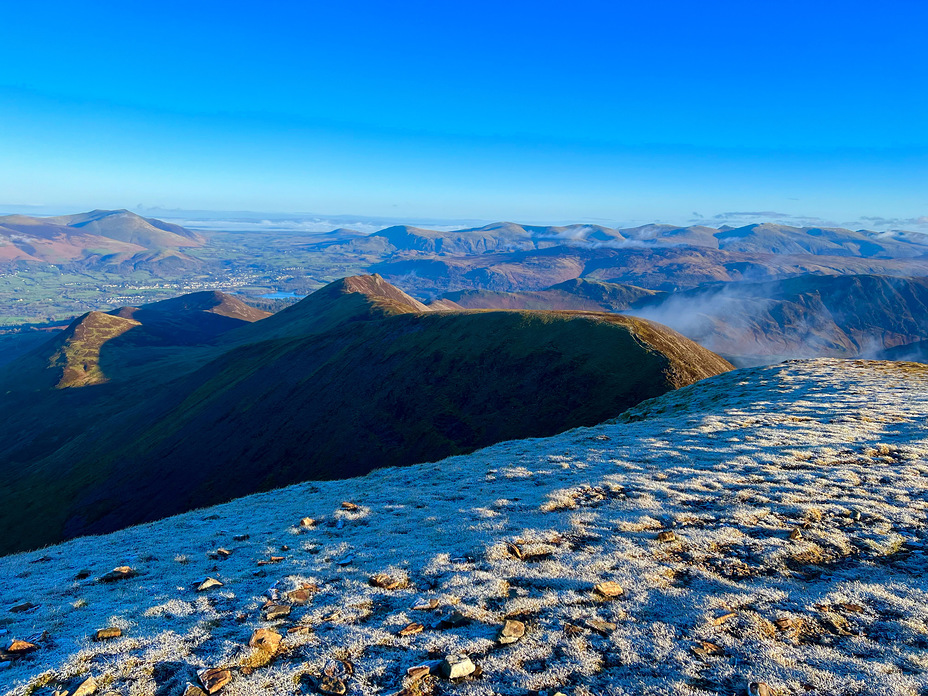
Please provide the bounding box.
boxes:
[440,654,475,680]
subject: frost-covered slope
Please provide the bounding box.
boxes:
[2,360,928,696]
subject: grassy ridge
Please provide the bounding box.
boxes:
[0,278,732,554]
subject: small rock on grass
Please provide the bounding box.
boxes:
[657,530,677,543]
[9,602,37,613]
[93,628,122,641]
[747,683,774,696]
[182,684,208,696]
[691,640,725,659]
[71,676,98,696]
[7,640,38,655]
[498,619,525,644]
[299,517,316,527]
[440,654,475,680]
[586,618,616,635]
[398,623,424,637]
[99,566,137,583]
[264,604,292,620]
[198,668,232,694]
[317,676,346,695]
[593,581,624,598]
[195,577,224,592]
[340,502,360,511]
[406,665,432,682]
[249,629,282,653]
[369,573,408,590]
[287,586,319,605]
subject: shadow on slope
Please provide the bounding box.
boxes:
[0,278,731,554]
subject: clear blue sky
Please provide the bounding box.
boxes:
[1,0,926,226]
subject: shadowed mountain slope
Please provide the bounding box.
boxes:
[1,291,269,389]
[48,310,730,546]
[0,276,731,554]
[431,278,662,312]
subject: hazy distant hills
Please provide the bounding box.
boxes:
[304,220,928,297]
[0,274,730,554]
[0,208,204,270]
[336,220,928,259]
[630,273,928,364]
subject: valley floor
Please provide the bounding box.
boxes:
[2,359,928,695]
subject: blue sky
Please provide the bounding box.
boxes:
[1,0,926,226]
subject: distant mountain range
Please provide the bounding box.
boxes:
[0,275,730,554]
[326,221,928,258]
[0,209,204,270]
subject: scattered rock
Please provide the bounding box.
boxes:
[233,534,250,542]
[6,640,38,655]
[691,640,725,659]
[369,573,408,590]
[99,566,137,583]
[257,556,284,566]
[71,675,98,696]
[412,598,440,611]
[440,654,475,680]
[406,664,431,682]
[790,528,803,541]
[317,676,346,695]
[498,619,525,644]
[593,581,624,598]
[398,623,424,637]
[747,682,774,696]
[9,602,37,613]
[300,517,316,527]
[774,617,794,632]
[505,542,523,560]
[336,555,354,566]
[838,602,865,613]
[198,668,232,694]
[287,586,319,605]
[195,577,224,592]
[340,502,360,511]
[657,530,677,543]
[74,570,92,580]
[93,628,122,641]
[208,548,232,560]
[711,610,738,626]
[249,628,282,653]
[585,618,616,635]
[822,612,854,636]
[264,604,292,620]
[182,683,209,696]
